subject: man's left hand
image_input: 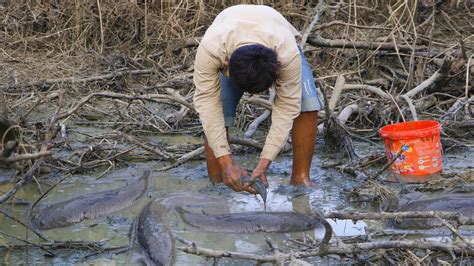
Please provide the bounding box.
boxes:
[249,158,271,188]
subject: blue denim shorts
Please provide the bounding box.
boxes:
[220,47,324,127]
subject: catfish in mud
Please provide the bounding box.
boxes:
[31,169,150,230]
[389,194,474,229]
[176,207,333,245]
[135,201,175,266]
[132,193,226,265]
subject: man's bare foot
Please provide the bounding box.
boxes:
[289,178,318,189]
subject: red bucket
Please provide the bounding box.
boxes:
[379,120,442,182]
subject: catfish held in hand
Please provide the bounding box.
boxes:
[31,169,150,230]
[240,176,267,209]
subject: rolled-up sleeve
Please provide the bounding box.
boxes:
[193,44,231,158]
[260,54,302,161]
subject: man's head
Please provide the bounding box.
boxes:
[229,44,280,94]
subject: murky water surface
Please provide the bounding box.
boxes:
[0,137,472,265]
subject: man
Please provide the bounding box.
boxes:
[193,5,324,193]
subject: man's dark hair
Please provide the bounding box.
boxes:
[229,44,280,94]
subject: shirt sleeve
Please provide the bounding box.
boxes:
[260,54,302,161]
[193,44,231,158]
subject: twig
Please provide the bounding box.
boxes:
[369,148,403,180]
[466,55,473,98]
[96,0,104,54]
[434,214,474,249]
[0,208,48,241]
[0,160,41,204]
[299,0,326,49]
[156,146,204,171]
[0,231,55,257]
[116,131,175,161]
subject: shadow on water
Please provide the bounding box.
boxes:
[0,137,472,265]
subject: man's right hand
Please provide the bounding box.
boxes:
[217,154,253,193]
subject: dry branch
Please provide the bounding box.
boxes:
[241,95,273,110]
[116,131,175,161]
[342,84,391,100]
[337,104,360,125]
[306,34,429,52]
[157,146,204,172]
[401,59,452,99]
[229,136,264,150]
[0,151,52,164]
[0,69,164,91]
[244,88,275,139]
[328,75,345,113]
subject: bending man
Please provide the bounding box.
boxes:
[193,5,324,193]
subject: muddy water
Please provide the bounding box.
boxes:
[0,138,472,265]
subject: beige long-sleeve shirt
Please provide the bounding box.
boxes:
[193,5,302,161]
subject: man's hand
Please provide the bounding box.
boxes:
[250,158,271,188]
[217,155,252,193]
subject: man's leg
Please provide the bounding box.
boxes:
[204,73,243,184]
[204,135,223,184]
[290,111,318,187]
[290,47,324,187]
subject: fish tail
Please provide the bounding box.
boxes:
[141,169,152,195]
[312,211,333,249]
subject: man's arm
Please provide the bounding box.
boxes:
[193,44,251,192]
[193,45,230,158]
